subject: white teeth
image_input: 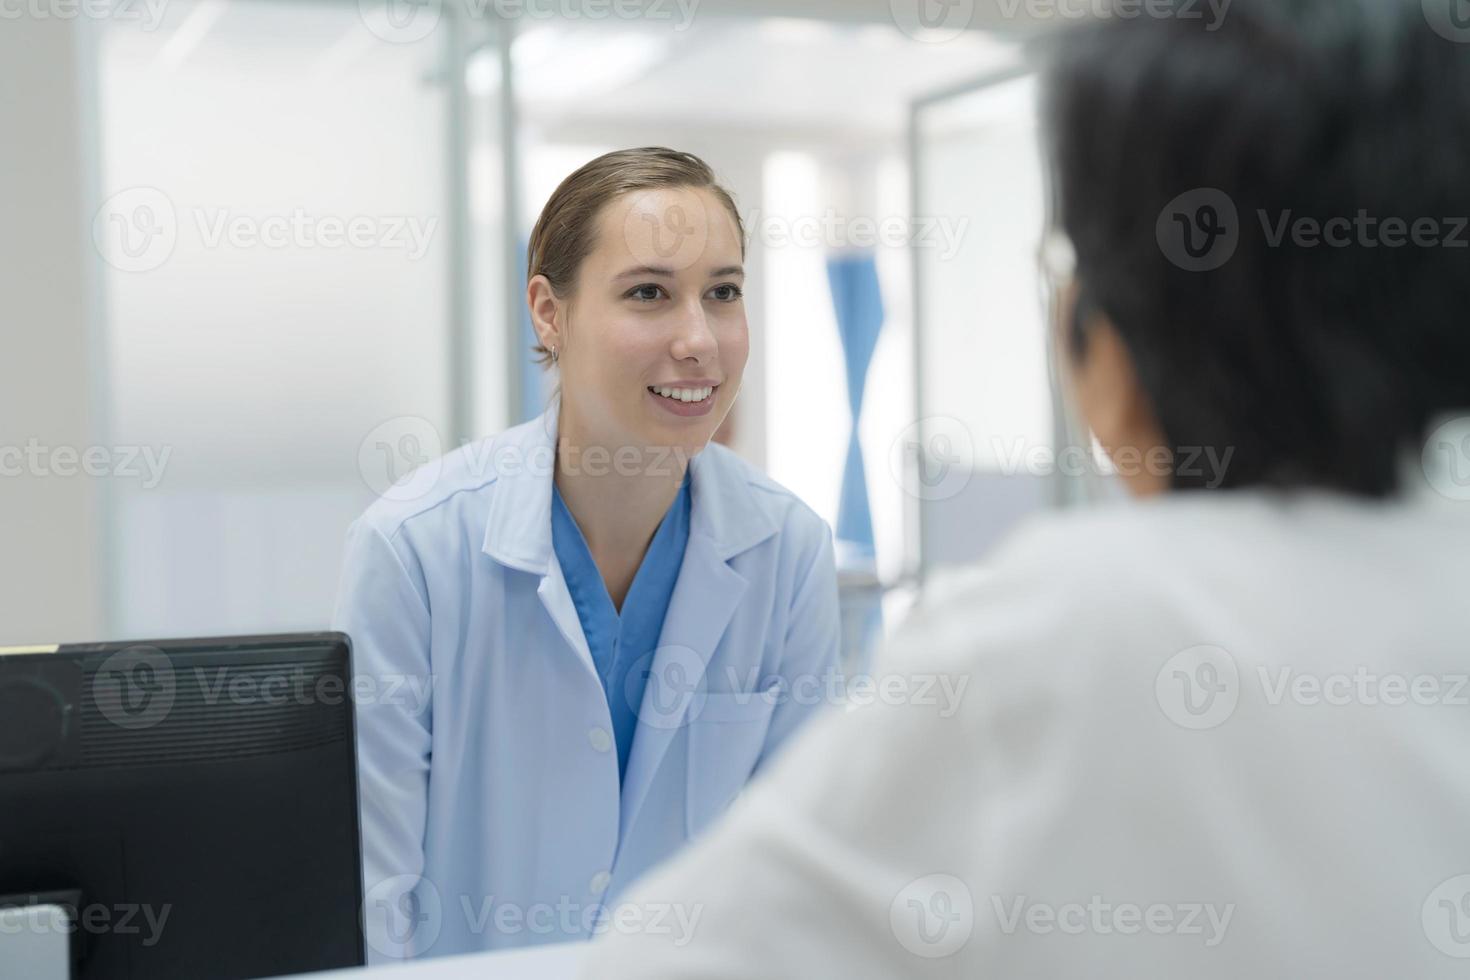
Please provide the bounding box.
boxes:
[652,385,713,403]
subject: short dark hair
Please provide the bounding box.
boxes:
[1043,0,1470,496]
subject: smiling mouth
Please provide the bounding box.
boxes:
[647,385,716,404]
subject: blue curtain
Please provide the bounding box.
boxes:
[825,253,885,559]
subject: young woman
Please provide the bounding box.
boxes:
[333,148,841,962]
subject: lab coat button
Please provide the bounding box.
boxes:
[588,727,612,752]
[589,871,611,896]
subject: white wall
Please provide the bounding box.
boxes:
[96,5,458,638]
[0,18,104,644]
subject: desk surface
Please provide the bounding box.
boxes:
[284,943,585,979]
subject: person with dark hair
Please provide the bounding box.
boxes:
[588,2,1470,976]
[1047,0,1470,498]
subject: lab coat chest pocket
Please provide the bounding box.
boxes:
[684,685,780,837]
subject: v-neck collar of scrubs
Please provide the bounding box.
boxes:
[550,476,692,784]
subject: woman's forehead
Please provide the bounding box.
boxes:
[590,186,743,274]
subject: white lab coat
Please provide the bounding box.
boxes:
[331,409,840,962]
[592,486,1470,978]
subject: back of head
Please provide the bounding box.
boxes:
[1044,0,1470,496]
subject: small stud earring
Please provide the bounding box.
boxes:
[550,345,559,364]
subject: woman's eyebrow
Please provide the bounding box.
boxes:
[613,264,745,280]
[615,265,677,280]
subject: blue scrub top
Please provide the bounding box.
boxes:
[551,477,691,783]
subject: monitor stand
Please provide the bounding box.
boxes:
[0,904,71,980]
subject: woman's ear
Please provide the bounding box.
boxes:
[1063,289,1171,496]
[526,274,564,354]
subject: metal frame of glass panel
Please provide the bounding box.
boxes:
[905,39,1090,588]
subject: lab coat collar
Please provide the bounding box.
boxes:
[480,405,779,572]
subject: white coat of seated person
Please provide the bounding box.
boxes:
[585,486,1470,979]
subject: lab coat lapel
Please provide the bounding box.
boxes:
[618,444,778,836]
[480,407,597,679]
[618,530,747,836]
[538,554,596,678]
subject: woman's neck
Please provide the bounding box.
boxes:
[554,412,687,610]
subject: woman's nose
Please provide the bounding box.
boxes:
[670,306,718,362]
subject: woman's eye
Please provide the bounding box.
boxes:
[710,284,744,302]
[629,284,665,302]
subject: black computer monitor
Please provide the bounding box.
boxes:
[0,632,365,979]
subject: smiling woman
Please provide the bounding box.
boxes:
[525,149,753,603]
[332,147,842,962]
